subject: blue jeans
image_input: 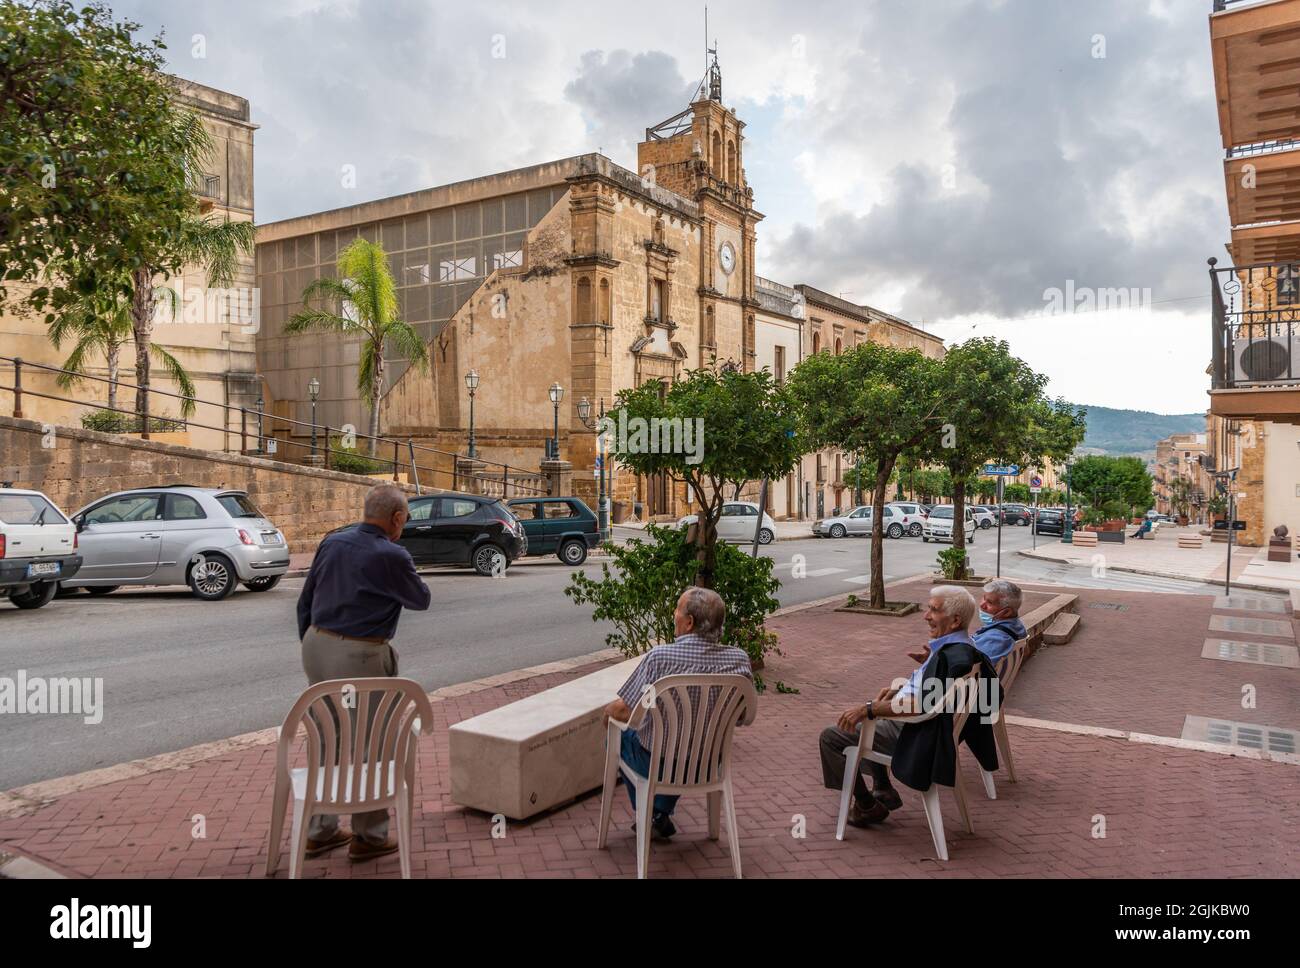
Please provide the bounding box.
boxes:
[620,729,680,817]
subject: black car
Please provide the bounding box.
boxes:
[1000,504,1033,526]
[326,492,526,576]
[1032,509,1065,535]
[506,496,600,565]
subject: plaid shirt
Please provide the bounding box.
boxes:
[617,633,753,750]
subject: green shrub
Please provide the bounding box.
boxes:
[81,409,184,434]
[328,436,387,475]
[936,546,967,580]
[564,523,780,677]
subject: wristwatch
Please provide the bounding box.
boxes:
[866,700,875,721]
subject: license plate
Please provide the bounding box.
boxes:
[26,562,59,578]
[260,532,282,545]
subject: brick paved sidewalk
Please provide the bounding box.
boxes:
[1,578,1297,878]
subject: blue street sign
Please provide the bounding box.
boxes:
[594,456,603,470]
[982,464,1020,476]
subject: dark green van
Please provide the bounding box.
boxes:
[505,497,601,565]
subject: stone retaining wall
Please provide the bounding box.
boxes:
[0,415,416,554]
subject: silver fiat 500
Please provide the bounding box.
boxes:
[62,486,290,601]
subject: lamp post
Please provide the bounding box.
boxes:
[548,382,564,460]
[465,369,479,459]
[255,395,264,452]
[308,377,320,460]
[577,396,610,541]
[1062,458,1075,543]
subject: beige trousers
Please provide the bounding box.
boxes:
[300,626,400,845]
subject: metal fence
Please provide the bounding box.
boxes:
[0,355,548,497]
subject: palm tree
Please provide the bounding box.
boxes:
[284,239,429,454]
[51,286,196,417]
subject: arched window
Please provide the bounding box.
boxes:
[835,336,842,355]
[598,278,610,324]
[711,131,722,174]
[812,332,821,354]
[576,276,592,323]
[704,305,716,346]
[727,140,737,183]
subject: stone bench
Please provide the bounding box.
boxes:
[1070,531,1098,547]
[449,656,643,820]
[1178,534,1203,549]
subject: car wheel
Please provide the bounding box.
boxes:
[980,520,992,529]
[10,581,57,610]
[908,523,922,537]
[473,544,508,576]
[188,553,237,601]
[829,524,847,538]
[84,585,120,596]
[887,523,904,539]
[758,528,774,546]
[242,575,282,593]
[559,540,588,566]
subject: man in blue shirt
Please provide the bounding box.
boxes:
[974,579,1027,670]
[819,586,976,827]
[296,484,431,861]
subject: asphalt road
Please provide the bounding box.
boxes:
[0,524,1223,789]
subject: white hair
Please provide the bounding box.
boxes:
[364,483,408,520]
[680,586,726,637]
[930,585,977,630]
[982,579,1022,612]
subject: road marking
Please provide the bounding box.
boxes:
[804,567,846,578]
[842,574,873,584]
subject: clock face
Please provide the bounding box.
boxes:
[719,241,736,275]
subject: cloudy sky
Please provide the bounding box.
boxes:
[116,0,1228,414]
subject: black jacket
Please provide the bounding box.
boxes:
[890,641,1001,791]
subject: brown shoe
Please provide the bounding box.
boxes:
[847,799,891,827]
[305,830,352,858]
[873,786,903,811]
[348,835,399,862]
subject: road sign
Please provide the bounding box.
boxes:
[1030,475,1042,489]
[982,464,1020,476]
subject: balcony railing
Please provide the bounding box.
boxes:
[1209,257,1300,389]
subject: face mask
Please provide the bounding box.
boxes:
[978,610,996,627]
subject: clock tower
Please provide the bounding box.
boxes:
[637,48,762,372]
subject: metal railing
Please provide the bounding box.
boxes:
[0,355,549,497]
[1208,257,1300,389]
[1225,137,1300,160]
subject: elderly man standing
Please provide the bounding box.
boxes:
[295,483,432,861]
[819,585,977,827]
[602,587,752,841]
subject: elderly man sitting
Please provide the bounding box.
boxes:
[602,587,752,841]
[819,585,978,826]
[973,579,1027,668]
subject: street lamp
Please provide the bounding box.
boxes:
[1062,457,1075,543]
[465,369,479,459]
[255,395,264,452]
[577,396,610,541]
[307,377,320,459]
[548,382,564,460]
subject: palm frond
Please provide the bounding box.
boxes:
[180,217,256,289]
[284,307,354,335]
[149,344,198,417]
[383,319,429,373]
[357,337,380,402]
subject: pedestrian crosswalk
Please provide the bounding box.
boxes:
[770,562,894,585]
[1006,562,1225,596]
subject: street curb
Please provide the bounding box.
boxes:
[0,647,622,820]
[1014,549,1286,595]
[0,847,73,880]
[284,554,619,580]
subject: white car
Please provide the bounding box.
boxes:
[886,502,926,537]
[813,505,908,539]
[969,505,996,530]
[677,501,776,545]
[922,505,977,544]
[0,488,83,609]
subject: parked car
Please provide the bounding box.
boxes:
[1032,508,1066,536]
[886,502,926,536]
[814,504,907,539]
[999,504,1033,526]
[506,496,600,565]
[62,486,290,600]
[677,502,776,545]
[0,488,82,610]
[922,505,977,544]
[329,491,527,576]
[969,505,996,529]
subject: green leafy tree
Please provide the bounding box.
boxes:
[788,343,946,608]
[1068,456,1154,517]
[285,239,429,454]
[1,2,209,320]
[606,366,802,589]
[49,283,195,415]
[1003,482,1031,503]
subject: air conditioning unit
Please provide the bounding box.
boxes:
[1233,331,1300,384]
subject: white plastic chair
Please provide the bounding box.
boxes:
[989,638,1029,787]
[834,668,994,861]
[265,677,433,879]
[596,674,758,879]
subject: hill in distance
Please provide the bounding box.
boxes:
[1072,404,1204,458]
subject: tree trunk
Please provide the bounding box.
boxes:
[695,501,720,590]
[869,456,896,609]
[130,267,154,433]
[367,349,384,455]
[106,340,120,411]
[951,476,968,580]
